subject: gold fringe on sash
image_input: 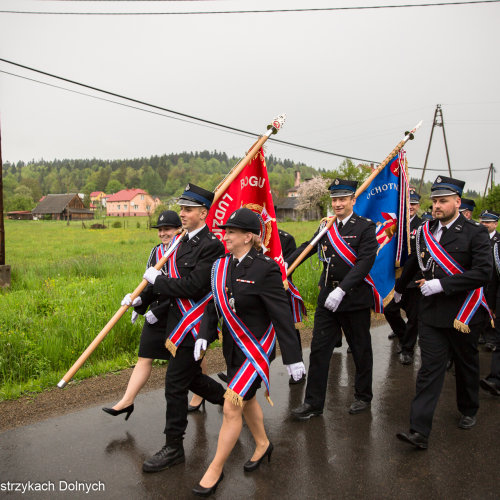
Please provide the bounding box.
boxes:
[453,319,470,333]
[491,319,495,328]
[265,393,274,407]
[165,339,177,356]
[224,388,243,407]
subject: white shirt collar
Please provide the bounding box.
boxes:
[234,250,250,264]
[490,231,495,239]
[187,224,206,240]
[337,212,353,226]
[438,213,460,231]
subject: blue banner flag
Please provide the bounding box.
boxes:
[355,150,410,307]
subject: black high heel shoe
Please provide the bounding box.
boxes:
[102,404,134,421]
[243,442,273,472]
[192,472,224,497]
[187,399,206,412]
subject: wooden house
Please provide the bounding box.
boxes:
[32,194,94,221]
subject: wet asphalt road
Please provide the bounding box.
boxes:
[1,322,498,499]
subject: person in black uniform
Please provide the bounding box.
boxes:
[385,189,422,361]
[459,197,476,220]
[481,227,500,397]
[191,208,305,496]
[393,189,424,365]
[289,178,378,419]
[396,176,492,449]
[478,210,500,350]
[102,210,182,420]
[141,184,226,472]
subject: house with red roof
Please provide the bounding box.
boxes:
[106,189,160,217]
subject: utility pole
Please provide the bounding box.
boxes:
[0,116,11,287]
[483,163,495,199]
[418,104,452,194]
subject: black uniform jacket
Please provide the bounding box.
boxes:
[485,231,500,308]
[278,229,297,261]
[396,214,492,328]
[403,214,423,290]
[198,247,302,367]
[286,212,378,311]
[152,225,225,347]
[134,244,171,327]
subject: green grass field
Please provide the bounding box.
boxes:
[0,217,322,400]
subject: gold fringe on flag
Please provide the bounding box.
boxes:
[453,319,470,333]
[224,388,243,407]
[165,339,177,356]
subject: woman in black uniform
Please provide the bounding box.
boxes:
[102,210,206,419]
[191,208,305,496]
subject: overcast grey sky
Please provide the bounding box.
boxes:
[0,0,499,191]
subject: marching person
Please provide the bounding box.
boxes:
[385,189,422,362]
[141,184,226,473]
[459,198,476,220]
[396,176,492,450]
[288,178,378,419]
[191,208,305,496]
[478,210,500,350]
[102,210,207,420]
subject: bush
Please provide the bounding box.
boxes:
[112,221,122,228]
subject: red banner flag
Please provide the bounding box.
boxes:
[206,148,286,281]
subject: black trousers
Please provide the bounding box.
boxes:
[304,306,372,409]
[383,299,405,339]
[164,345,225,442]
[400,287,421,355]
[410,321,480,437]
[485,318,500,386]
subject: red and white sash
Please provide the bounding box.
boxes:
[165,235,213,356]
[325,222,383,313]
[421,221,493,332]
[212,256,275,407]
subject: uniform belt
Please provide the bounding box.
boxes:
[325,279,340,288]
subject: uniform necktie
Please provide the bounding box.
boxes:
[182,234,189,243]
[338,221,343,231]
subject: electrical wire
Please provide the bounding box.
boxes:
[0,57,379,163]
[1,0,499,15]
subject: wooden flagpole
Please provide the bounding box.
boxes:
[58,114,286,388]
[286,121,422,277]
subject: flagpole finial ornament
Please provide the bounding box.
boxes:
[267,113,286,135]
[405,121,423,141]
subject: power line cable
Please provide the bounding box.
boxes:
[1,0,500,15]
[0,57,379,163]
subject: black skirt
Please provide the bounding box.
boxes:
[138,321,171,360]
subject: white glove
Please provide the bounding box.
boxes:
[324,287,346,312]
[420,279,443,297]
[194,338,208,361]
[121,293,142,307]
[394,291,402,304]
[286,362,306,381]
[131,311,139,324]
[143,267,161,284]
[145,310,158,324]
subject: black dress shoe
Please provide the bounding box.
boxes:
[349,399,371,414]
[396,431,428,449]
[484,342,496,352]
[102,404,134,421]
[399,353,413,365]
[142,444,185,473]
[446,358,454,371]
[289,373,306,385]
[396,343,403,354]
[187,399,205,412]
[291,403,323,420]
[388,331,397,340]
[458,414,476,430]
[217,372,228,383]
[243,442,273,472]
[480,378,500,396]
[347,346,352,354]
[192,472,224,497]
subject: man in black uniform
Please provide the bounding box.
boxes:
[385,189,422,363]
[141,184,226,472]
[459,198,476,220]
[288,178,378,419]
[478,210,500,349]
[396,176,492,449]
